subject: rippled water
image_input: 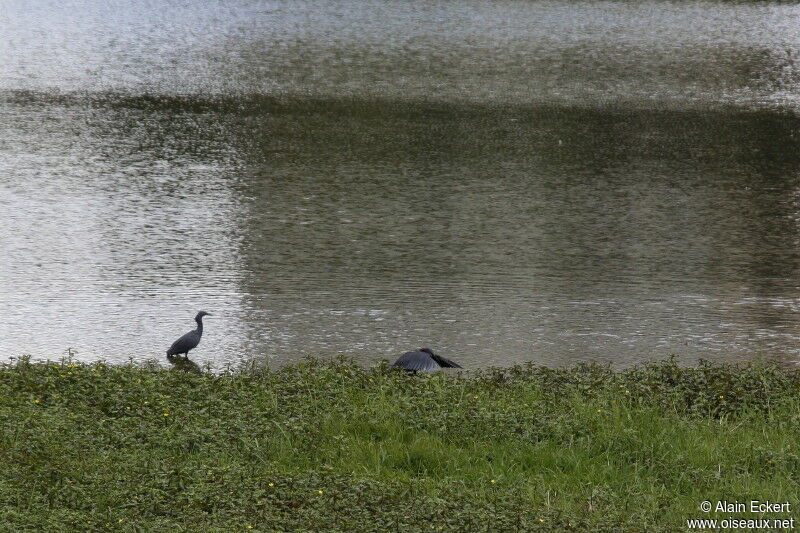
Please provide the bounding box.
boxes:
[2,1,800,368]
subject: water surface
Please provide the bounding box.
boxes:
[2,0,800,368]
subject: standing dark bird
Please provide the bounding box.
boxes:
[166,311,211,360]
[392,348,462,373]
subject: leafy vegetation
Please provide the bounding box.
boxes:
[1,356,798,532]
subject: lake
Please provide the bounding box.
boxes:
[2,0,800,369]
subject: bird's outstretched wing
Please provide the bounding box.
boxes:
[393,351,441,371]
[430,353,462,368]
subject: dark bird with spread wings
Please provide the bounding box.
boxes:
[393,348,462,373]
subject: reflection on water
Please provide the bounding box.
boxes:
[2,0,800,368]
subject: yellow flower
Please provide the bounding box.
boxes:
[118,518,124,523]
[34,399,40,404]
[268,482,274,487]
[473,395,479,399]
[246,526,254,530]
[317,490,324,495]
[539,518,545,523]
[163,412,169,417]
[490,479,496,483]
[624,390,629,394]
[719,395,724,399]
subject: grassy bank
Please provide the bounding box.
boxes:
[1,356,799,532]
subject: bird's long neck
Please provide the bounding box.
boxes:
[195,316,204,334]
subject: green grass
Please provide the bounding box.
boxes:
[1,356,799,532]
